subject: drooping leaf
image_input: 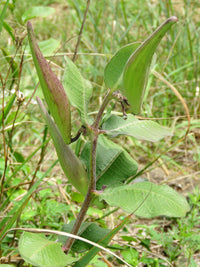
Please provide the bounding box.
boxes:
[27,21,71,144]
[63,57,93,124]
[59,221,110,253]
[100,182,190,218]
[37,97,88,195]
[123,16,178,114]
[102,114,172,142]
[22,6,55,23]
[104,42,140,89]
[19,232,75,267]
[80,135,138,190]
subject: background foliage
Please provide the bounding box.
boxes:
[0,0,199,266]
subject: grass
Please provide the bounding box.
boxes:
[0,0,200,266]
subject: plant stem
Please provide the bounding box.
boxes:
[92,89,112,128]
[72,0,91,62]
[63,90,112,253]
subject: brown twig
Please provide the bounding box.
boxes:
[63,91,112,252]
[72,0,91,62]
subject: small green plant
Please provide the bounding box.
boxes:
[0,2,193,266]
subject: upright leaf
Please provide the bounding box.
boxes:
[104,42,140,89]
[1,47,19,77]
[2,21,15,41]
[0,93,16,126]
[37,97,88,195]
[27,21,71,144]
[63,57,92,124]
[100,182,190,218]
[0,0,9,32]
[123,16,178,114]
[102,114,172,142]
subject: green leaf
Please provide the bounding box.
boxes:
[0,0,9,33]
[0,160,58,240]
[37,97,88,195]
[100,182,190,218]
[22,6,55,23]
[102,114,172,142]
[59,221,110,253]
[27,21,71,144]
[29,38,60,56]
[0,93,16,127]
[73,216,130,267]
[123,17,178,114]
[104,42,140,89]
[0,47,19,77]
[19,232,75,267]
[0,265,15,267]
[63,57,93,124]
[3,21,15,41]
[80,135,138,190]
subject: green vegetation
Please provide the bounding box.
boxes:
[0,0,199,266]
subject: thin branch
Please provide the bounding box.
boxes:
[72,0,91,62]
[92,89,112,128]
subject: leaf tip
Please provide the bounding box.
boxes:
[168,16,178,22]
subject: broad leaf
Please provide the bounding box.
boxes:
[123,17,178,114]
[100,182,190,218]
[22,6,55,23]
[63,57,93,124]
[80,135,138,190]
[59,221,110,253]
[104,43,140,89]
[102,114,172,142]
[19,232,75,267]
[27,22,71,144]
[35,39,60,56]
[26,39,60,57]
[73,216,131,267]
[37,98,88,195]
